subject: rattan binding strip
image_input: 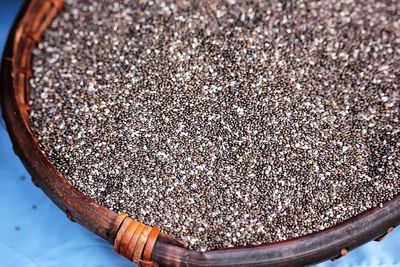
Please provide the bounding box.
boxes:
[113,213,161,267]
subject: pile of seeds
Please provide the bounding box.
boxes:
[30,0,399,251]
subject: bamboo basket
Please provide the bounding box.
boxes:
[1,0,399,266]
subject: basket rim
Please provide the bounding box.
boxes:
[1,1,399,266]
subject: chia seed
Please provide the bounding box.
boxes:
[29,0,400,251]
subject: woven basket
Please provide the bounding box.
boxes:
[1,0,399,266]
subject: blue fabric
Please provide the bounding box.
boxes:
[0,1,398,266]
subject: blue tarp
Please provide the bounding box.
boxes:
[0,1,398,266]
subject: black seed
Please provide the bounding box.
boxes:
[29,0,400,251]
